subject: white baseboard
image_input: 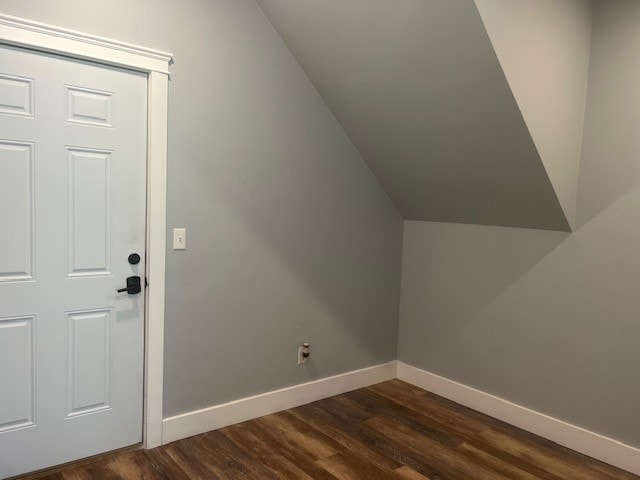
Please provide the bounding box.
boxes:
[162,359,640,476]
[397,362,640,476]
[162,361,397,445]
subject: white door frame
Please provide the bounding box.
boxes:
[0,14,172,449]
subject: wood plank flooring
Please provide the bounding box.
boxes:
[27,380,639,479]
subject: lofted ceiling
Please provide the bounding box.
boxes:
[257,0,593,232]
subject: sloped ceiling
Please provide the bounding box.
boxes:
[475,0,593,230]
[256,0,572,231]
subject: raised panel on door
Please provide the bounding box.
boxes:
[67,309,112,417]
[65,85,113,128]
[0,74,34,117]
[0,140,34,282]
[67,147,112,277]
[0,316,35,432]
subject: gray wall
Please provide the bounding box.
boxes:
[257,0,570,232]
[398,0,640,447]
[475,0,593,228]
[0,0,403,417]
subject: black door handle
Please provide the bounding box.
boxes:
[117,276,142,294]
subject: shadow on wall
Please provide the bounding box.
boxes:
[399,221,569,354]
[399,182,640,446]
[576,0,640,227]
[577,85,640,227]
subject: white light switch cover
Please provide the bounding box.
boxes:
[173,228,186,250]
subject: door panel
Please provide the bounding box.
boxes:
[67,147,112,276]
[0,140,34,281]
[67,309,112,417]
[0,73,34,117]
[65,85,113,128]
[0,316,35,432]
[0,44,147,479]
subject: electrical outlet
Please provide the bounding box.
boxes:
[297,343,310,365]
[297,346,307,365]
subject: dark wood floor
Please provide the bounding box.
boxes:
[27,380,639,479]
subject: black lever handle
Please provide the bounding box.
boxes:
[117,276,142,295]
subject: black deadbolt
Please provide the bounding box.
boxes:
[128,253,141,265]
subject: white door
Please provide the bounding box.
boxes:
[0,44,147,479]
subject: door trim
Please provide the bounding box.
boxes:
[0,13,172,449]
[0,14,171,74]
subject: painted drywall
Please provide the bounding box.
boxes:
[257,0,570,231]
[577,0,640,227]
[0,0,403,417]
[475,0,593,229]
[398,0,640,447]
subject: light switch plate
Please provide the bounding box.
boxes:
[173,228,186,250]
